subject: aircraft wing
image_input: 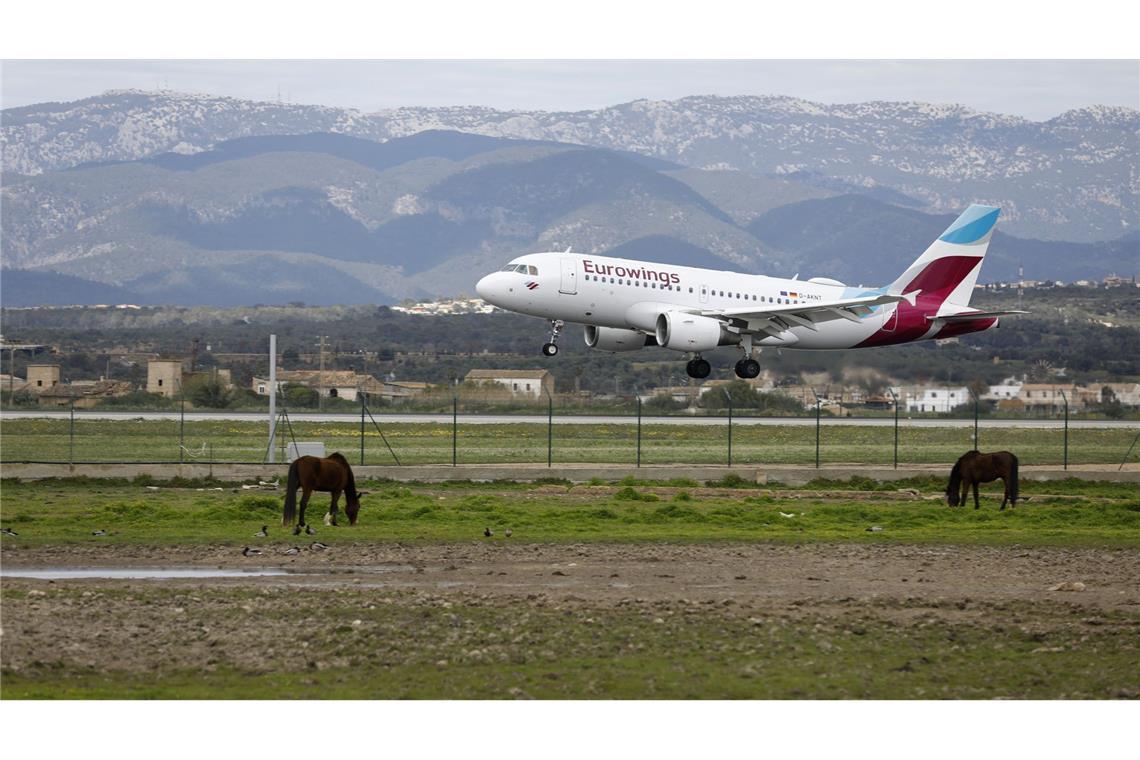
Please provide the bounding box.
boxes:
[929,310,1029,322]
[696,291,916,334]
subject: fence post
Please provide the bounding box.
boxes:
[815,399,821,469]
[547,392,553,468]
[890,388,899,469]
[1060,390,1068,470]
[359,395,365,466]
[179,389,185,464]
[973,389,979,451]
[722,389,733,467]
[69,399,75,466]
[452,394,458,467]
[636,396,642,468]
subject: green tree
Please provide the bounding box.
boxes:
[283,383,319,409]
[185,376,232,408]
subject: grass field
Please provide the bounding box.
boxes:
[2,417,1137,466]
[1,476,1138,546]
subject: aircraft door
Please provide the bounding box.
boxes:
[699,284,709,304]
[559,258,578,294]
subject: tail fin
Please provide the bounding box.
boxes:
[889,204,1000,307]
[282,460,299,526]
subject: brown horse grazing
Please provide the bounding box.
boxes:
[947,450,1019,510]
[282,453,365,535]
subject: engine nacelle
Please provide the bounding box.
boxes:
[584,325,655,352]
[655,311,739,352]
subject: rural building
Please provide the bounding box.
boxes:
[147,359,186,397]
[37,380,133,408]
[984,377,1023,403]
[1,374,30,395]
[1018,384,1089,413]
[903,386,970,413]
[1102,383,1140,406]
[251,370,396,403]
[463,369,554,399]
[26,364,61,392]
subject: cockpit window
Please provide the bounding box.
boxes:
[528,265,538,275]
[501,265,516,272]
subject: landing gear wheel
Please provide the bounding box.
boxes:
[542,319,564,357]
[734,358,760,379]
[686,358,711,379]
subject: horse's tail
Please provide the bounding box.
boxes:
[1009,452,1019,502]
[282,459,300,526]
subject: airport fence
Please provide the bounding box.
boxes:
[1,397,1138,471]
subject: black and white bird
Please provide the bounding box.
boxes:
[242,546,263,556]
[866,525,884,533]
[92,529,108,536]
[305,524,317,536]
[282,546,301,556]
[254,525,269,538]
[484,527,493,537]
[505,528,513,538]
[309,541,329,551]
[1,527,18,536]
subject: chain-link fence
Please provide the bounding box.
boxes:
[2,398,1138,470]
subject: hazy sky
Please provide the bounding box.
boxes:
[2,60,1137,120]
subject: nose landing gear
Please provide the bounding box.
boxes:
[541,319,564,357]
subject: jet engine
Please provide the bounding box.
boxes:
[584,325,655,352]
[655,311,739,352]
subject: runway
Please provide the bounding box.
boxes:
[3,409,1135,429]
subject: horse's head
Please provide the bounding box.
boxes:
[345,490,366,525]
[946,486,961,507]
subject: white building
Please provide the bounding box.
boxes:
[984,377,1023,403]
[904,386,971,413]
[463,369,554,399]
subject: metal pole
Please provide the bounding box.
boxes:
[891,389,899,469]
[1061,390,1068,470]
[815,399,821,469]
[973,389,979,451]
[360,395,366,466]
[723,390,733,467]
[547,392,553,468]
[1120,430,1140,471]
[268,334,277,464]
[69,399,75,465]
[636,396,642,468]
[452,394,458,467]
[179,385,185,464]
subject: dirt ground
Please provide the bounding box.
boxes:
[3,542,1139,697]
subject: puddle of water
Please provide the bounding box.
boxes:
[2,567,295,580]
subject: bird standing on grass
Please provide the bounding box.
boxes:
[505,528,513,538]
[306,525,317,536]
[242,546,263,556]
[484,527,493,537]
[92,529,108,536]
[1,527,18,536]
[254,525,268,538]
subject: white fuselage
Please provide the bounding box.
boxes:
[475,252,901,349]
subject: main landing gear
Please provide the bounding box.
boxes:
[541,319,564,357]
[734,358,761,379]
[685,356,711,379]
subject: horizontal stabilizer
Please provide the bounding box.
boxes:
[930,310,1029,323]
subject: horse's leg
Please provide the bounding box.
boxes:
[329,490,340,526]
[972,481,980,510]
[296,486,312,535]
[999,477,1008,510]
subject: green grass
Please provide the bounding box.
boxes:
[2,477,1137,547]
[2,417,1138,466]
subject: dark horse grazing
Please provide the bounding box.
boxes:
[282,453,365,534]
[947,450,1019,510]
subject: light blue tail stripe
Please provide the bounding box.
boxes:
[939,205,1000,245]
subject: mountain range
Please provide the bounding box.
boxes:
[1,91,1137,307]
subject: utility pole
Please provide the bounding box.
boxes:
[317,335,327,412]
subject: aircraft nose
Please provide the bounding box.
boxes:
[475,273,497,302]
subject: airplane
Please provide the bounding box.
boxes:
[474,204,1026,379]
